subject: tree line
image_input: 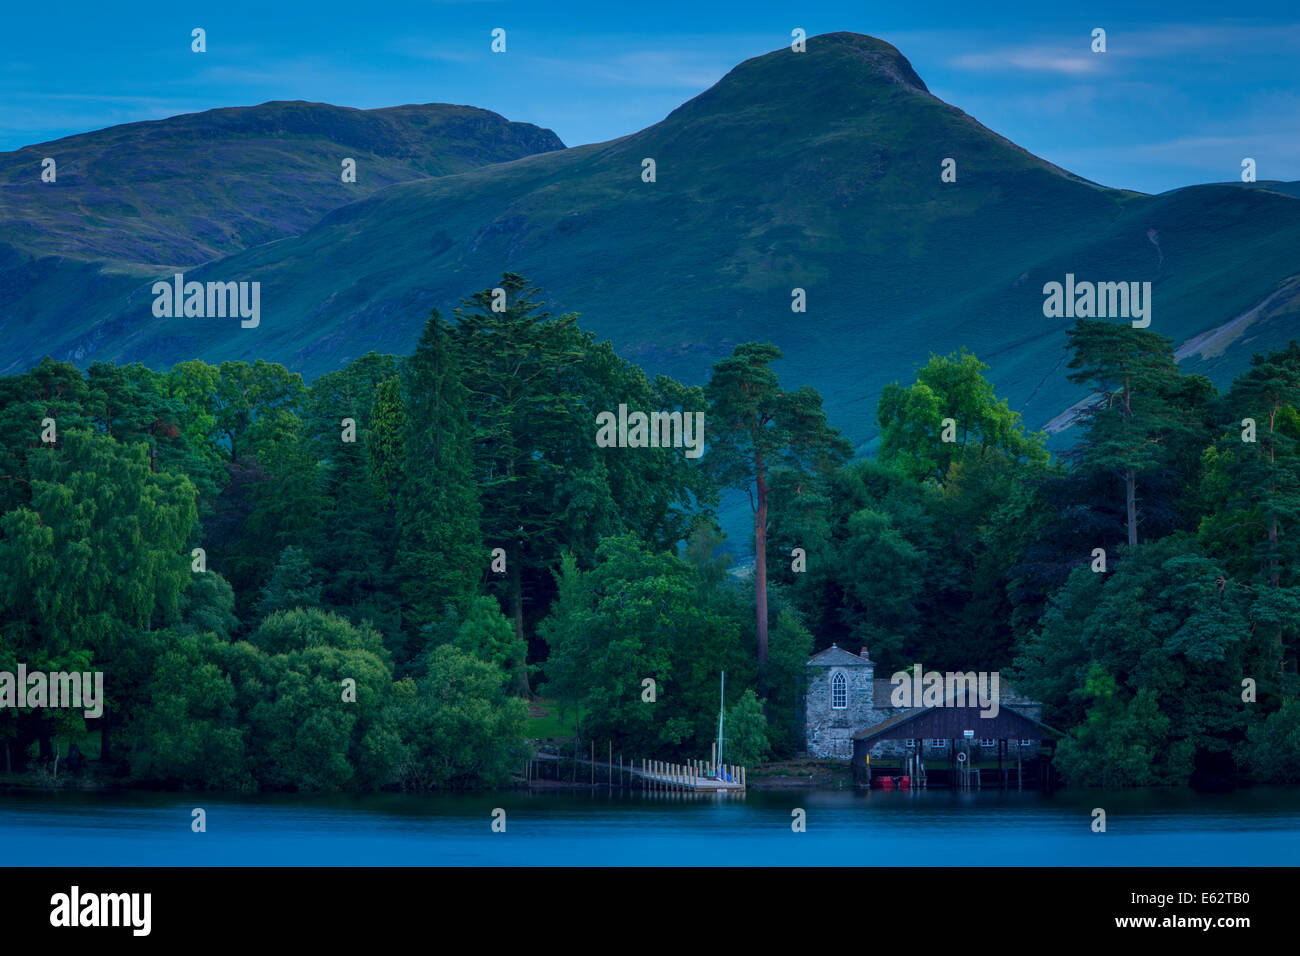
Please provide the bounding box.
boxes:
[1,274,1297,789]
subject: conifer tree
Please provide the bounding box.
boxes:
[1065,321,1196,549]
[1218,342,1300,588]
[256,545,323,619]
[705,343,851,670]
[395,310,483,639]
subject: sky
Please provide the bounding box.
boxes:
[2,1,1298,195]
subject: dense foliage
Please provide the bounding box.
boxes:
[2,283,1296,790]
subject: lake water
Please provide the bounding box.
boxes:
[1,786,1297,866]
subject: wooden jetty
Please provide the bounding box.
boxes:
[525,749,745,793]
[633,758,746,793]
[525,675,746,793]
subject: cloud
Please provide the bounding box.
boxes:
[945,21,1300,76]
[950,47,1100,76]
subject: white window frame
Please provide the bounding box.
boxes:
[979,738,996,748]
[929,739,948,749]
[905,739,916,748]
[830,671,848,710]
[1019,739,1034,747]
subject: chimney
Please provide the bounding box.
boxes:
[860,647,871,659]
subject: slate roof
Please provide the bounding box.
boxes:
[873,678,1029,703]
[806,644,873,667]
[851,703,1063,742]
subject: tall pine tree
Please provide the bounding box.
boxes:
[1065,321,1196,549]
[705,343,851,670]
[396,311,483,648]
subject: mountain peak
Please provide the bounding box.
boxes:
[805,32,930,94]
[660,31,931,132]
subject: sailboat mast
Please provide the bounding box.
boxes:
[718,670,725,769]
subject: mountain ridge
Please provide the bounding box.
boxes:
[0,100,565,267]
[3,33,1298,459]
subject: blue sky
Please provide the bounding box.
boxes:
[2,1,1297,194]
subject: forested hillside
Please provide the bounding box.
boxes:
[2,275,1297,789]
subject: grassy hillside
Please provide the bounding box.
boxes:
[0,100,565,266]
[4,33,1299,469]
[0,101,565,373]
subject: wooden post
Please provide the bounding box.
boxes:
[741,765,746,789]
[608,740,612,790]
[1017,748,1022,791]
[998,739,1005,791]
[590,740,595,786]
[711,742,716,776]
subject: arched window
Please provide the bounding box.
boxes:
[831,672,848,709]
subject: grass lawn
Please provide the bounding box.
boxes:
[526,698,581,739]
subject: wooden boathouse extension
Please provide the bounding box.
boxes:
[805,643,1063,789]
[850,700,1061,790]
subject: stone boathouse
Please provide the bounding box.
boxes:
[804,644,1058,783]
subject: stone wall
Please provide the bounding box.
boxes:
[805,663,875,759]
[806,661,1047,761]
